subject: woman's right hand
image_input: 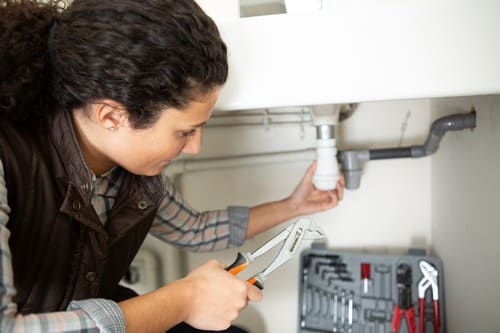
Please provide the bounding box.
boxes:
[180,260,263,331]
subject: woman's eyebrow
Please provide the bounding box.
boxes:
[192,121,207,128]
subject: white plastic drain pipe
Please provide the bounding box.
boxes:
[311,104,341,191]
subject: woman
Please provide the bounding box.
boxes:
[0,0,344,332]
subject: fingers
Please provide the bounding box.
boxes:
[324,174,345,202]
[247,284,263,302]
[301,161,317,184]
[321,191,339,210]
[307,186,343,211]
[183,260,256,330]
[336,175,345,200]
[290,161,346,215]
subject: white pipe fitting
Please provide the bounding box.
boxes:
[313,136,339,190]
[311,105,341,191]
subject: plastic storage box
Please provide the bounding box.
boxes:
[298,243,445,333]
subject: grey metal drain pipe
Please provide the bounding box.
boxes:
[339,109,477,189]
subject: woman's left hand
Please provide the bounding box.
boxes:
[287,161,345,216]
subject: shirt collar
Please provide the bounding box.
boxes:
[49,108,95,205]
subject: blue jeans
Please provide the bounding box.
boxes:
[167,323,248,333]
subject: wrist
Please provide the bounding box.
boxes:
[283,196,301,219]
[119,279,190,332]
[168,278,193,323]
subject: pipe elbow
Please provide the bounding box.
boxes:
[431,111,476,135]
[424,111,476,155]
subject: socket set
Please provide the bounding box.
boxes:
[298,243,445,333]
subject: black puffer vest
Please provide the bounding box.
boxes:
[0,110,165,313]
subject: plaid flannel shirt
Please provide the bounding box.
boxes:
[0,160,249,332]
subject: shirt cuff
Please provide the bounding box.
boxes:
[68,298,126,333]
[227,206,250,247]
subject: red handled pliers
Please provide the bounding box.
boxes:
[418,260,440,333]
[392,263,416,333]
[225,218,325,289]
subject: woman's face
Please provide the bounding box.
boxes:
[113,89,219,176]
[76,88,219,176]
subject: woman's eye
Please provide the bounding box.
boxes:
[180,129,196,137]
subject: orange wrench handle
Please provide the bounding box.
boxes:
[247,276,264,290]
[226,252,249,275]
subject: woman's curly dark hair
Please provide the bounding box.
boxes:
[0,0,228,127]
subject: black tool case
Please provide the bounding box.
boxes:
[298,243,445,333]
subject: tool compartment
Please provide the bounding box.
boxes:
[298,243,445,333]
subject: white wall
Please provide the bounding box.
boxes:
[141,96,500,332]
[431,95,500,333]
[168,99,432,332]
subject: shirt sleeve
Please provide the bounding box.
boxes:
[0,160,126,333]
[150,172,250,252]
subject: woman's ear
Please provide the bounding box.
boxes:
[91,99,129,131]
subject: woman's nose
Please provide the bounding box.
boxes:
[181,129,201,155]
